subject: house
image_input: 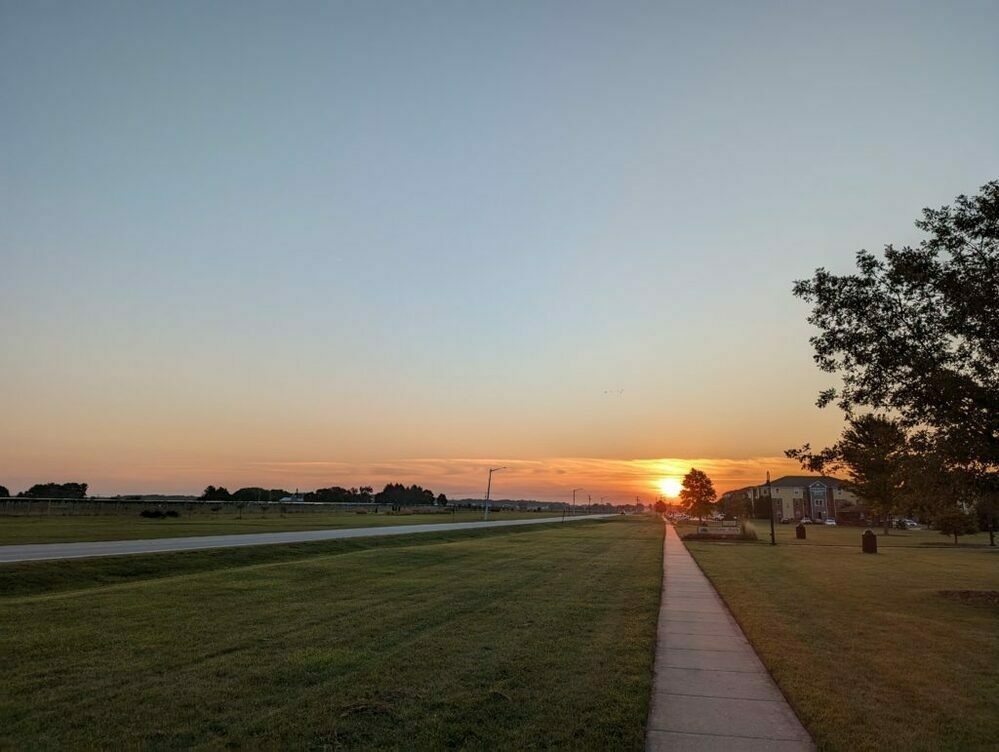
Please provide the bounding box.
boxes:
[739,476,861,522]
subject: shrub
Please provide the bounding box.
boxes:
[140,509,180,519]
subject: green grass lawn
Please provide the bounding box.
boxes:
[0,509,560,546]
[740,519,995,547]
[676,519,994,548]
[1,517,662,750]
[683,532,999,751]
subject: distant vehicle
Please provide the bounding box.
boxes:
[902,519,920,529]
[824,519,837,526]
[800,517,814,525]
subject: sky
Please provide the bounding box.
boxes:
[2,1,998,501]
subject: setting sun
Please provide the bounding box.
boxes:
[657,477,683,498]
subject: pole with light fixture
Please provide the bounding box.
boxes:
[767,471,776,546]
[484,467,507,521]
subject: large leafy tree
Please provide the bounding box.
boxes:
[794,181,999,534]
[787,414,909,533]
[679,469,716,521]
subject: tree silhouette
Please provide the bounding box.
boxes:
[679,469,716,521]
[936,508,978,545]
[793,180,998,528]
[18,482,87,499]
[787,415,910,533]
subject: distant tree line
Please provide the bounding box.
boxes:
[2,482,90,499]
[199,486,295,502]
[374,483,446,507]
[197,483,447,507]
[307,486,375,503]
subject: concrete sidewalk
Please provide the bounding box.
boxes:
[646,524,814,751]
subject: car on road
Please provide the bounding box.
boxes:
[824,519,837,526]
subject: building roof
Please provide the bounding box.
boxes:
[765,475,846,488]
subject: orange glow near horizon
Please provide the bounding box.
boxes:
[0,454,807,501]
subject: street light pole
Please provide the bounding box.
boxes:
[768,470,776,546]
[484,467,507,521]
[572,488,583,517]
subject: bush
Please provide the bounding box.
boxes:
[935,508,978,544]
[140,509,180,519]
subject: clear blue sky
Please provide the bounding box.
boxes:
[2,1,997,497]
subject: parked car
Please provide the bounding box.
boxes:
[824,519,837,526]
[800,517,813,525]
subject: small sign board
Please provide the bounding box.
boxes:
[701,524,743,536]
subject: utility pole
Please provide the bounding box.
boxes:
[768,471,776,546]
[572,488,583,518]
[484,467,507,521]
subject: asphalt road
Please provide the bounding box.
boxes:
[0,514,615,563]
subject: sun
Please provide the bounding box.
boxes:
[657,478,683,498]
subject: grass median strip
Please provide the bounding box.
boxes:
[1,516,662,750]
[683,534,999,751]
